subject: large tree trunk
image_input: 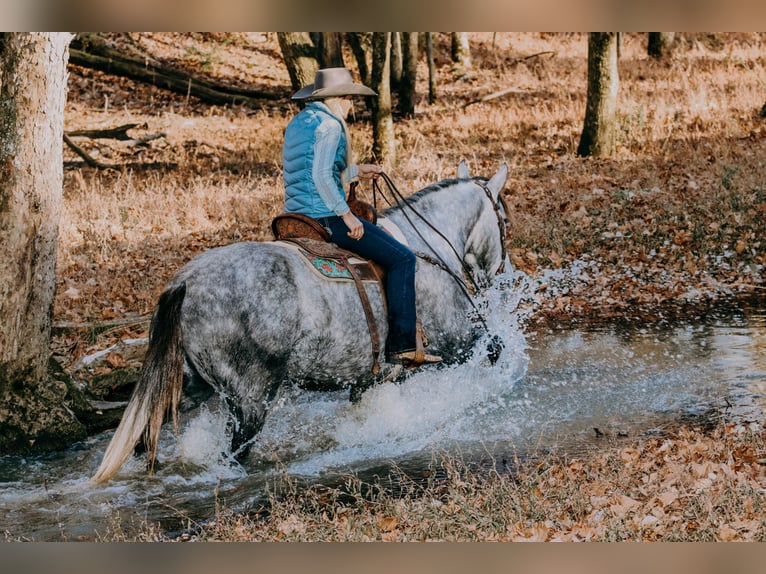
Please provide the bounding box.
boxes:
[277,32,318,92]
[0,33,87,453]
[577,32,619,158]
[648,32,676,60]
[398,32,419,118]
[371,32,395,165]
[316,32,344,69]
[451,32,472,72]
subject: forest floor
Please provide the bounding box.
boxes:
[55,32,766,541]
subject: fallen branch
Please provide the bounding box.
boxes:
[463,87,531,108]
[66,123,166,146]
[126,132,167,147]
[516,50,556,62]
[63,133,118,169]
[52,314,152,332]
[66,123,142,140]
[64,124,168,169]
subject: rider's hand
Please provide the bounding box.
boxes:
[357,164,383,180]
[342,211,364,240]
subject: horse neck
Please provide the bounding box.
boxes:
[384,179,486,269]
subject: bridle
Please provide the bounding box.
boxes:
[475,179,509,276]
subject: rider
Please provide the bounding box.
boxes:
[282,67,441,366]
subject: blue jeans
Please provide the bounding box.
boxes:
[317,215,417,356]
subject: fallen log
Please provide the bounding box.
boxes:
[66,123,141,140]
[63,133,117,169]
[69,35,282,107]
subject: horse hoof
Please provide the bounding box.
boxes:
[486,335,504,365]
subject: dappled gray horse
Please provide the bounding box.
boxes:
[92,161,509,482]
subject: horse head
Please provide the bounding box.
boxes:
[458,160,509,288]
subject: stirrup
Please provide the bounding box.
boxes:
[388,350,442,366]
[416,319,429,348]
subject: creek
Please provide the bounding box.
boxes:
[1,278,764,541]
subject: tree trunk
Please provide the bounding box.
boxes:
[277,32,318,92]
[451,32,472,71]
[0,33,87,453]
[390,32,403,90]
[347,32,372,86]
[317,32,344,69]
[371,33,395,165]
[398,32,419,118]
[648,32,676,60]
[426,32,436,104]
[577,32,619,158]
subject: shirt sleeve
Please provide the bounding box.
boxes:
[312,118,352,216]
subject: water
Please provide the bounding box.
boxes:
[2,274,765,541]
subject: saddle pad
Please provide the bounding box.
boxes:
[278,239,381,283]
[302,250,354,279]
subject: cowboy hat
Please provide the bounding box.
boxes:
[291,67,376,100]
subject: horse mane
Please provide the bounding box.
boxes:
[384,176,483,214]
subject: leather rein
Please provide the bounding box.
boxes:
[372,173,509,331]
[373,172,508,289]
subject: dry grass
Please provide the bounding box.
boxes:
[111,422,766,542]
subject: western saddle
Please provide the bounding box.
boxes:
[271,183,430,373]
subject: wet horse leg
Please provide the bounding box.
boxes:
[224,371,283,460]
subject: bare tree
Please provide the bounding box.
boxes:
[277,32,318,92]
[371,32,395,165]
[426,32,436,104]
[648,32,676,60]
[451,32,472,71]
[390,32,403,89]
[316,32,344,68]
[347,32,372,86]
[0,33,87,453]
[577,32,620,157]
[398,32,419,118]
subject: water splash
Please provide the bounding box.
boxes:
[249,267,532,476]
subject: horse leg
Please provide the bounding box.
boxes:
[223,373,282,460]
[349,380,375,404]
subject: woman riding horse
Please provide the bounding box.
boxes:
[283,67,441,366]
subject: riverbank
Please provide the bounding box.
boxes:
[173,423,766,542]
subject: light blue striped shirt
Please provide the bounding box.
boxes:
[311,103,359,216]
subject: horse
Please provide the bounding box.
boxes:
[91,160,509,482]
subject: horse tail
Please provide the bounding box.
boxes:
[91,283,187,483]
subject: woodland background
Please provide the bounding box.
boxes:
[3,31,766,541]
[55,32,766,371]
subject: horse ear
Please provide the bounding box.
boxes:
[487,163,509,200]
[457,160,470,179]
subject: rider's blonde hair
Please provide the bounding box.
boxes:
[323,96,354,169]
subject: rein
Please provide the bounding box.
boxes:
[372,172,508,331]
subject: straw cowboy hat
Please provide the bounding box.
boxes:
[292,67,376,100]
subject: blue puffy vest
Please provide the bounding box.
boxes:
[283,102,348,219]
